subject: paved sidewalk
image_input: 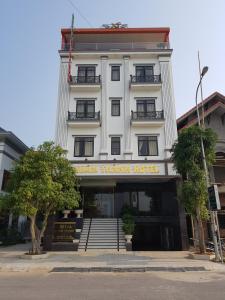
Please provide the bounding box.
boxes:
[0,243,225,273]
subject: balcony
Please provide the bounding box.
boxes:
[130,75,162,91]
[67,111,101,128]
[69,76,101,91]
[61,42,170,52]
[131,110,164,127]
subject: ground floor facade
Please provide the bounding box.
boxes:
[72,161,189,251]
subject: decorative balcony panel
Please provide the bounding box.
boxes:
[67,111,101,128]
[130,75,162,91]
[131,110,164,127]
[69,76,101,91]
[61,42,170,52]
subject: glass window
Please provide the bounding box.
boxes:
[74,137,94,157]
[138,136,158,156]
[77,66,96,83]
[111,66,120,81]
[111,100,120,116]
[136,99,155,117]
[76,100,95,118]
[135,66,153,82]
[111,137,120,155]
[1,170,11,191]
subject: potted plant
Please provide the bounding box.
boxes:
[62,210,71,219]
[122,213,135,243]
[75,209,83,218]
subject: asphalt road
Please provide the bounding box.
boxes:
[1,271,225,300]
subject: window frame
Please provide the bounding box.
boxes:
[135,65,154,77]
[111,99,120,116]
[74,136,94,157]
[76,100,95,118]
[136,98,156,113]
[111,66,120,81]
[111,137,121,155]
[138,136,158,156]
[1,170,11,191]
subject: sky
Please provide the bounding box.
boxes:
[0,0,225,147]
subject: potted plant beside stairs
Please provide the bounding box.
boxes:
[122,213,135,250]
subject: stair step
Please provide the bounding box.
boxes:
[80,218,126,251]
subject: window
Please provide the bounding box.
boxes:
[136,99,155,117]
[218,214,225,229]
[1,170,11,191]
[74,137,94,157]
[111,137,120,155]
[77,66,96,83]
[76,100,95,118]
[135,66,153,82]
[111,66,120,81]
[138,136,158,156]
[111,100,120,116]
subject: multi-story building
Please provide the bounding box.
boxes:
[177,92,225,239]
[55,25,188,251]
[0,126,28,232]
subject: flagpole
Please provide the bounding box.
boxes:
[68,14,74,82]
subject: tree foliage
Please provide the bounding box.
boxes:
[0,141,80,254]
[171,125,217,253]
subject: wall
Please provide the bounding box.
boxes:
[56,51,177,163]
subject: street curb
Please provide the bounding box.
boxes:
[50,266,207,273]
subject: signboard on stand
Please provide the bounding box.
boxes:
[53,221,76,242]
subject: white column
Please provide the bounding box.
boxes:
[159,56,178,159]
[123,56,132,160]
[55,58,70,150]
[99,56,108,160]
[18,216,27,233]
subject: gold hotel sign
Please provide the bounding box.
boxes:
[74,163,164,176]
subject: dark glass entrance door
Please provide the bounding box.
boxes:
[83,188,114,218]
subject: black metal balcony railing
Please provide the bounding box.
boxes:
[68,111,100,121]
[130,75,161,84]
[69,76,101,84]
[131,110,164,121]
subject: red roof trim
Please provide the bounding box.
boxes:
[178,101,225,131]
[177,92,225,124]
[61,27,170,35]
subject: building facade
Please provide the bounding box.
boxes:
[0,126,29,232]
[177,92,225,239]
[55,26,188,250]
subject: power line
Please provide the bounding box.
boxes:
[66,0,93,28]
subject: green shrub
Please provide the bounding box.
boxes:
[120,205,137,217]
[122,213,134,223]
[122,221,135,235]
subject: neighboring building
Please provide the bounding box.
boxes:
[177,92,225,238]
[55,25,188,251]
[0,126,29,231]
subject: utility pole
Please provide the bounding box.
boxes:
[195,65,221,261]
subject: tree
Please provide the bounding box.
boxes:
[0,142,80,254]
[171,126,217,253]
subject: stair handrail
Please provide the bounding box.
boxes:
[85,218,92,251]
[117,218,119,251]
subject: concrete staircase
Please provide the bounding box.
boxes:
[78,218,126,251]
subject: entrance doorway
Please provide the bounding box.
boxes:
[83,188,114,218]
[95,192,114,217]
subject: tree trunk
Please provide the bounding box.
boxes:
[196,206,206,253]
[29,215,41,255]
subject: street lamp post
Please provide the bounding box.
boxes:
[195,66,221,261]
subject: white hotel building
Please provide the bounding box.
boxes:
[55,26,188,250]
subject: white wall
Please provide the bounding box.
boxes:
[56,52,177,162]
